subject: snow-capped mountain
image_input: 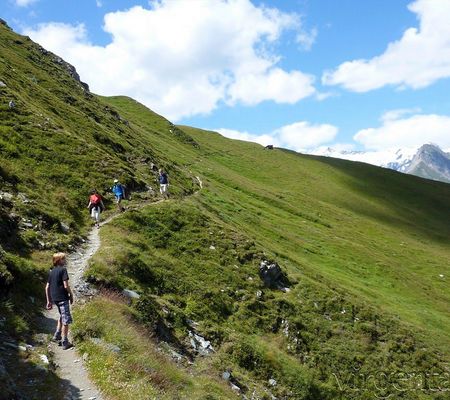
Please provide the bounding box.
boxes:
[311,144,450,184]
[405,144,450,183]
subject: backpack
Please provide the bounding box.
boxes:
[90,194,101,205]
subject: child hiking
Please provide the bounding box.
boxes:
[87,189,105,228]
[45,252,74,350]
[112,179,126,211]
[158,169,169,199]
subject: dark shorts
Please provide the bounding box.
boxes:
[55,300,73,325]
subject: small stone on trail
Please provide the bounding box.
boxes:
[209,245,216,250]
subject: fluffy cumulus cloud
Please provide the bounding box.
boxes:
[217,121,338,152]
[322,0,450,91]
[354,112,450,150]
[23,0,316,120]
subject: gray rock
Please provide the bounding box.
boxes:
[122,288,140,299]
[259,260,289,290]
[222,371,231,381]
[17,193,30,204]
[0,80,6,87]
[0,191,13,202]
[169,349,183,362]
[19,221,34,229]
[230,383,241,393]
[268,378,277,386]
[189,331,214,356]
[60,222,71,234]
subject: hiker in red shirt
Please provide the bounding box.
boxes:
[87,189,105,227]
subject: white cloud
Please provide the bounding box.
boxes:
[354,113,450,150]
[23,0,317,121]
[380,108,422,123]
[217,120,338,151]
[296,27,317,51]
[14,0,38,7]
[322,0,450,91]
[228,68,315,106]
[216,128,277,147]
[274,121,338,150]
[96,0,102,8]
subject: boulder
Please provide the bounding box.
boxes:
[258,260,289,289]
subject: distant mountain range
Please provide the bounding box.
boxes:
[312,143,450,184]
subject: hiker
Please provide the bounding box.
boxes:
[87,189,105,227]
[8,100,15,109]
[112,179,126,211]
[158,169,169,199]
[45,252,74,350]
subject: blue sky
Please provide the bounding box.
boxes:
[2,0,450,154]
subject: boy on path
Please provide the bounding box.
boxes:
[87,189,105,227]
[158,169,169,199]
[112,179,126,211]
[45,252,74,350]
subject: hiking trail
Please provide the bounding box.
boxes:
[41,200,165,400]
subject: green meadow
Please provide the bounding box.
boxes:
[1,22,449,399]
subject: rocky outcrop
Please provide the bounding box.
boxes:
[52,56,90,92]
[405,144,450,184]
[258,260,290,291]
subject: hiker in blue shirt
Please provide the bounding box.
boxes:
[112,179,126,211]
[158,169,169,199]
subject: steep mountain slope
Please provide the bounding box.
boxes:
[1,21,450,399]
[405,144,450,183]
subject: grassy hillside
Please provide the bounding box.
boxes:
[1,21,449,399]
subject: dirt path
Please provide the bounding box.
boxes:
[43,217,109,400]
[42,201,164,400]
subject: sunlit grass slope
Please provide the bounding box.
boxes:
[185,127,450,348]
[107,96,450,351]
